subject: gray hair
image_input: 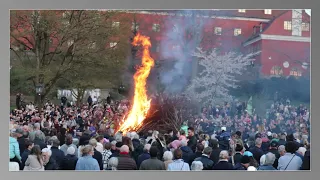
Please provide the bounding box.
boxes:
[264,152,276,165]
[219,150,229,160]
[191,161,203,171]
[67,146,76,155]
[114,132,122,142]
[42,148,52,156]
[52,138,60,147]
[260,154,266,165]
[143,144,151,152]
[181,140,188,147]
[297,147,307,156]
[293,132,300,139]
[278,145,286,153]
[163,151,173,161]
[34,123,40,129]
[203,147,212,156]
[89,138,98,147]
[108,157,118,170]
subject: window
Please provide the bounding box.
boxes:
[284,21,292,30]
[112,21,120,28]
[238,9,246,13]
[270,66,283,76]
[67,39,74,47]
[290,67,302,77]
[132,22,139,31]
[302,22,310,31]
[110,42,117,48]
[214,27,222,35]
[264,9,272,14]
[234,28,241,36]
[152,24,160,32]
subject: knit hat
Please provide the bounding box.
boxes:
[243,151,253,157]
[241,155,250,164]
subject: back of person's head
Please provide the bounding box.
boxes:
[52,138,60,147]
[149,146,159,158]
[297,147,307,156]
[203,147,212,156]
[209,139,219,148]
[196,143,205,152]
[285,141,297,153]
[104,142,112,150]
[181,139,188,147]
[34,123,40,129]
[173,149,183,160]
[66,134,73,145]
[25,139,33,149]
[35,131,44,142]
[264,152,276,165]
[89,138,98,147]
[163,151,173,161]
[67,146,76,155]
[191,161,203,171]
[180,130,186,136]
[241,155,250,166]
[143,144,151,153]
[42,148,52,157]
[219,150,229,160]
[235,144,244,152]
[30,145,42,156]
[96,135,104,142]
[278,145,286,153]
[81,145,94,156]
[260,154,266,165]
[255,138,262,146]
[120,145,129,153]
[108,157,118,169]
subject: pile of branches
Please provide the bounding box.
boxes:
[137,94,198,134]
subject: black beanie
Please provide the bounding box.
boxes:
[241,155,250,164]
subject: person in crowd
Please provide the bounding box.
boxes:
[33,131,47,150]
[60,146,78,170]
[277,141,303,170]
[260,154,266,166]
[180,139,193,165]
[89,138,103,170]
[301,149,310,170]
[167,149,190,171]
[102,142,113,170]
[249,138,264,164]
[163,151,173,170]
[75,145,100,171]
[278,145,286,157]
[16,128,26,155]
[29,123,45,142]
[23,145,44,171]
[191,161,204,171]
[50,138,65,168]
[42,148,59,170]
[95,135,105,153]
[268,141,280,169]
[278,133,287,146]
[107,157,118,170]
[297,147,307,158]
[117,145,137,170]
[233,155,251,170]
[209,139,222,165]
[190,143,204,163]
[243,151,259,168]
[137,144,151,169]
[9,129,22,167]
[229,144,244,165]
[140,146,166,170]
[60,134,78,157]
[21,140,34,170]
[194,147,214,170]
[213,150,234,170]
[257,152,277,170]
[187,127,197,152]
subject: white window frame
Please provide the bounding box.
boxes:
[284,21,292,30]
[234,28,241,36]
[302,22,310,31]
[270,66,283,76]
[112,21,120,28]
[132,22,139,31]
[264,9,272,15]
[214,27,222,35]
[152,24,160,32]
[290,67,302,77]
[238,9,246,13]
[110,42,117,48]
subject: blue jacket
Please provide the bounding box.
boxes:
[9,137,21,161]
[137,152,150,169]
[76,155,100,171]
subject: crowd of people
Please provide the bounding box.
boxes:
[9,95,310,171]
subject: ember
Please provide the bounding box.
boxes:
[117,33,155,134]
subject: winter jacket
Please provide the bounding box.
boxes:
[23,155,44,171]
[117,153,137,170]
[60,154,78,170]
[50,146,65,168]
[194,155,214,170]
[137,152,151,169]
[9,137,21,161]
[180,146,194,164]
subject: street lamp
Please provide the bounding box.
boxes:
[36,84,44,106]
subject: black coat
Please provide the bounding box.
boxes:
[33,138,47,150]
[233,163,247,170]
[45,157,59,170]
[301,150,310,170]
[181,146,194,164]
[210,147,222,165]
[213,161,234,170]
[20,149,30,170]
[187,135,197,152]
[50,146,65,168]
[17,136,26,155]
[93,149,103,170]
[194,155,214,170]
[60,154,78,170]
[190,151,203,165]
[228,152,243,165]
[249,146,264,165]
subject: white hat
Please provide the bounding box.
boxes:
[267,131,272,136]
[221,127,227,131]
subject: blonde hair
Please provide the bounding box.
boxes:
[81,145,94,156]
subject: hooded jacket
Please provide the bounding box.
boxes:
[9,137,21,161]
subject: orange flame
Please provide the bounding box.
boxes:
[117,33,155,134]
